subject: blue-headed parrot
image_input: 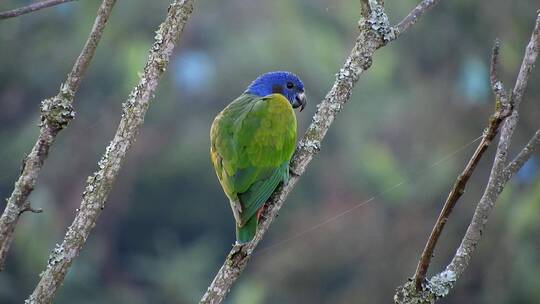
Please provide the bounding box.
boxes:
[210,71,306,244]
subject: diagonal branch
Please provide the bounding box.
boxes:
[395,11,540,304]
[25,1,195,302]
[199,1,442,303]
[0,0,76,20]
[394,0,441,38]
[411,40,512,290]
[502,129,540,183]
[0,0,116,271]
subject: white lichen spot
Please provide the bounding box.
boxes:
[301,140,321,153]
[428,269,456,298]
[455,245,466,258]
[364,3,396,43]
[329,102,341,112]
[47,243,66,269]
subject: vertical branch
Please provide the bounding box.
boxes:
[0,0,117,270]
[25,1,195,302]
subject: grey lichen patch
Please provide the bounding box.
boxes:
[394,280,436,304]
[153,22,166,51]
[40,86,76,129]
[361,2,395,43]
[122,82,145,117]
[428,269,456,298]
[329,101,342,113]
[394,270,456,304]
[300,139,321,154]
[46,243,66,269]
[98,141,116,170]
[24,295,36,304]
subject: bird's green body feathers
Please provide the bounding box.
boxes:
[210,71,305,243]
[211,93,297,243]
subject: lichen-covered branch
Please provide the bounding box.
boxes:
[411,40,512,290]
[395,12,540,304]
[0,0,116,270]
[199,1,443,303]
[0,0,76,20]
[25,1,195,303]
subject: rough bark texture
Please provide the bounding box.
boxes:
[25,1,195,303]
[199,1,443,303]
[0,0,76,20]
[395,12,540,304]
[0,0,117,270]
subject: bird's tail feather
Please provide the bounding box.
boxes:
[236,216,257,244]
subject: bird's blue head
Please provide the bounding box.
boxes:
[246,71,307,111]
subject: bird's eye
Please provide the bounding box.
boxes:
[286,82,294,89]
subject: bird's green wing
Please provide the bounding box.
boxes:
[210,93,297,226]
[237,161,289,222]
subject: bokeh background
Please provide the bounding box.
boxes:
[1,0,539,303]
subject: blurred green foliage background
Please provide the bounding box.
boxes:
[1,0,539,303]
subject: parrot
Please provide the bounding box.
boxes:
[210,71,306,244]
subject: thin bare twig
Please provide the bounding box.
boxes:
[0,0,116,270]
[502,130,540,183]
[395,11,540,304]
[489,39,508,102]
[394,0,441,38]
[25,1,195,302]
[412,40,512,290]
[0,0,76,20]
[19,202,43,216]
[199,1,442,303]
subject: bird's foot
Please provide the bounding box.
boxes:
[289,167,301,177]
[257,204,268,222]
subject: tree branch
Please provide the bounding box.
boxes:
[199,1,443,303]
[0,0,76,20]
[411,49,512,288]
[502,129,540,183]
[395,11,540,304]
[0,0,116,271]
[489,39,509,103]
[24,1,195,302]
[394,0,441,38]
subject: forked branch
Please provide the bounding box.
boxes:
[395,11,540,304]
[411,39,512,290]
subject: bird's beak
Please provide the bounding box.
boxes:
[293,92,307,112]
